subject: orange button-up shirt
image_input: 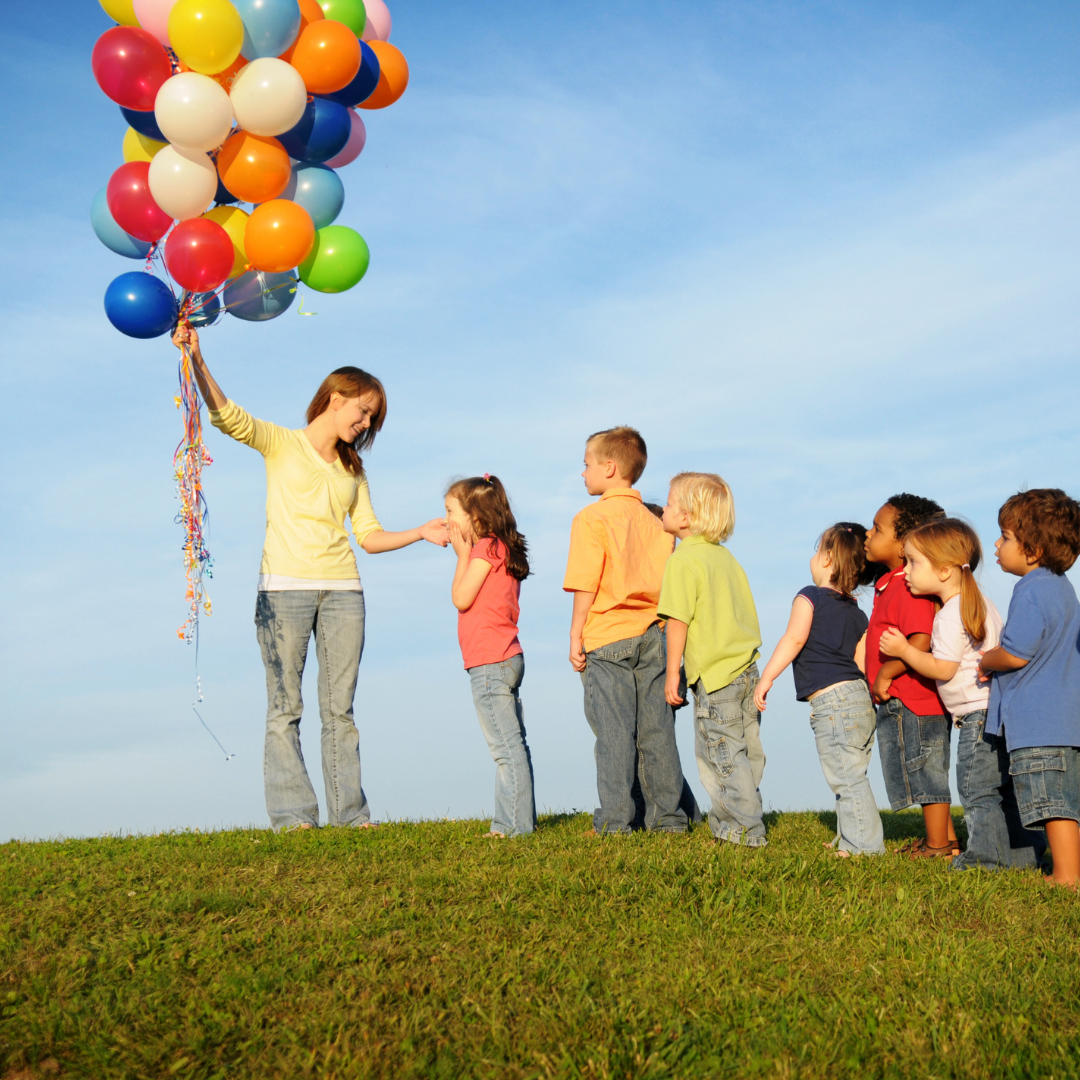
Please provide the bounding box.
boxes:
[563,489,675,653]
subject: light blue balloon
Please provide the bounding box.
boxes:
[184,291,223,328]
[236,0,302,59]
[283,163,345,230]
[223,270,298,322]
[91,187,152,260]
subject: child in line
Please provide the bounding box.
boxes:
[564,428,689,835]
[754,524,884,856]
[979,489,1080,888]
[657,473,765,847]
[864,493,959,857]
[445,475,536,837]
[880,519,1043,869]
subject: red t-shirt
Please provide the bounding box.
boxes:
[457,538,523,670]
[866,566,945,715]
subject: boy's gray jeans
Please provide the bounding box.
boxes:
[583,623,689,835]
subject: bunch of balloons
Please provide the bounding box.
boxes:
[92,0,409,339]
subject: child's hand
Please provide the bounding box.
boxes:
[976,649,992,684]
[871,671,892,704]
[569,636,586,673]
[665,670,684,707]
[879,626,908,659]
[447,519,470,556]
[420,518,449,547]
[753,677,772,713]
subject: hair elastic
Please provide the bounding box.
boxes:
[483,473,491,482]
[961,563,970,571]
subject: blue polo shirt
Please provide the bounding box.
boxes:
[986,567,1080,750]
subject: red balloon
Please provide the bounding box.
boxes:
[107,161,173,243]
[164,218,235,293]
[92,26,173,111]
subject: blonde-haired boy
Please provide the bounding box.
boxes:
[563,427,690,835]
[658,472,766,846]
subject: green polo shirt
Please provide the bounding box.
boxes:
[657,534,761,694]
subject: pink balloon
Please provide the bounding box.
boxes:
[323,109,366,168]
[132,0,178,46]
[91,26,173,110]
[360,0,391,41]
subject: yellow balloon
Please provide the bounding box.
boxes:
[168,0,244,75]
[203,205,250,279]
[122,127,168,163]
[99,0,139,25]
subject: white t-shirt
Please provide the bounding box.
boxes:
[931,593,1003,717]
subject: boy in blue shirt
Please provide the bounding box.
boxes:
[980,488,1080,888]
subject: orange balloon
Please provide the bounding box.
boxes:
[245,200,315,273]
[287,20,360,95]
[216,131,291,204]
[178,55,247,90]
[357,40,409,109]
[279,0,325,63]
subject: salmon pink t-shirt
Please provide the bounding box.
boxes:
[458,538,523,671]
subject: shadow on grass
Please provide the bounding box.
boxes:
[537,811,589,831]
[810,808,968,845]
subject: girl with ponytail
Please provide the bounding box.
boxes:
[880,519,1044,870]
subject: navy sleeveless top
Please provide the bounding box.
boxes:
[792,586,868,701]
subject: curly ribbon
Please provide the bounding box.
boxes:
[173,302,214,644]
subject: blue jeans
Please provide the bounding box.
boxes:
[583,623,688,834]
[952,711,1044,870]
[255,590,370,830]
[875,697,951,811]
[808,680,884,855]
[1010,744,1080,827]
[692,664,767,846]
[468,654,536,836]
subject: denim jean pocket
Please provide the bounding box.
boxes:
[589,637,635,663]
[1011,750,1067,812]
[1010,750,1067,777]
[839,706,874,750]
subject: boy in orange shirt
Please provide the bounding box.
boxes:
[564,427,690,834]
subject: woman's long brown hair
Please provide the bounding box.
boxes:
[446,475,530,581]
[306,367,387,476]
[906,519,988,643]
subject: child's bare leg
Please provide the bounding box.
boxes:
[922,803,951,848]
[1044,819,1080,887]
[947,813,958,844]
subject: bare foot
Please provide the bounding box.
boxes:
[834,849,851,859]
[1044,874,1079,890]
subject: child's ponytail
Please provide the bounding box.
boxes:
[819,523,875,597]
[445,475,531,581]
[906,519,987,643]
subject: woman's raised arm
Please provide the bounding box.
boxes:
[173,324,227,412]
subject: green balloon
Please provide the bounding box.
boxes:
[317,0,366,36]
[298,226,370,293]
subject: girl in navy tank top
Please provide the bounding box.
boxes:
[754,525,885,856]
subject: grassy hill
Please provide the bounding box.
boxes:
[2,811,1079,1079]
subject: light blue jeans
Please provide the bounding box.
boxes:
[254,590,370,831]
[468,654,536,836]
[692,664,767,846]
[808,679,885,855]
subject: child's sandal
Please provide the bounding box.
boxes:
[907,838,954,859]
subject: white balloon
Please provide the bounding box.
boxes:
[148,145,218,221]
[155,73,235,152]
[230,58,308,137]
[133,0,177,45]
[360,0,391,41]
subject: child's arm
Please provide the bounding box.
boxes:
[854,632,867,674]
[753,596,813,711]
[978,646,1029,676]
[879,626,959,683]
[871,634,930,702]
[569,591,595,672]
[448,522,491,611]
[665,619,689,706]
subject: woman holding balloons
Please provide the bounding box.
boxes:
[171,322,448,831]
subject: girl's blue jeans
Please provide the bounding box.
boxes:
[468,654,536,836]
[254,590,370,831]
[808,679,885,855]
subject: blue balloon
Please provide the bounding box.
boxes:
[283,163,344,229]
[120,105,166,142]
[104,272,179,339]
[278,97,351,163]
[223,270,297,321]
[91,187,152,260]
[214,175,240,206]
[324,40,381,107]
[236,0,302,58]
[185,291,223,328]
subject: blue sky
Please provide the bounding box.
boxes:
[3,1,1080,839]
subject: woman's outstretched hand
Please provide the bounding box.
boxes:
[172,322,201,357]
[419,518,449,547]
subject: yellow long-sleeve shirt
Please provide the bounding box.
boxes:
[209,400,382,579]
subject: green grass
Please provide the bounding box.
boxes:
[3,810,1080,1079]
